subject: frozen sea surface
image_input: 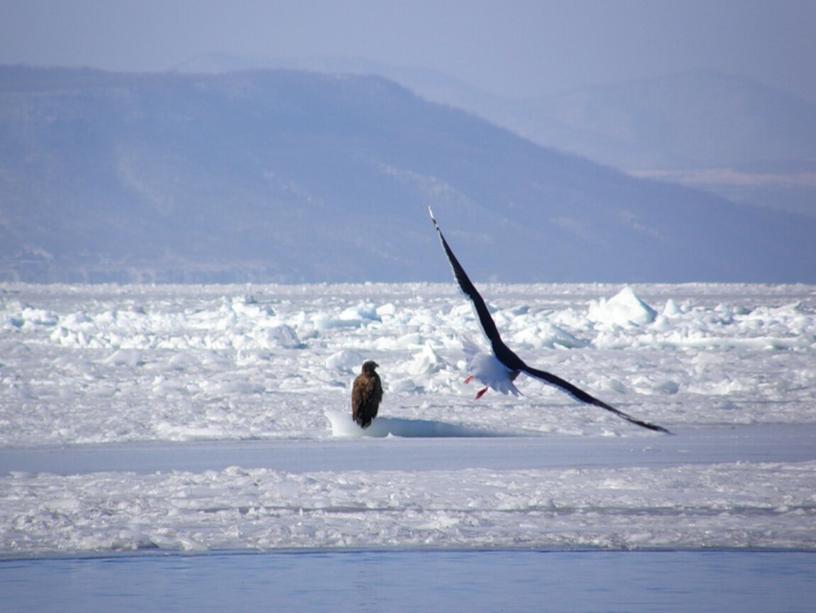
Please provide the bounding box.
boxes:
[1,283,815,607]
[1,282,815,555]
[2,425,814,553]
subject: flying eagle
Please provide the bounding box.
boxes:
[352,360,383,428]
[429,207,669,434]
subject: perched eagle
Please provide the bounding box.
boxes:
[352,360,383,428]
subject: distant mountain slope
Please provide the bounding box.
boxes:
[175,58,816,218]
[1,66,814,283]
[178,58,816,171]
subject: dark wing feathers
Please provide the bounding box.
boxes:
[352,372,383,429]
[521,365,670,433]
[428,208,521,367]
[428,207,670,434]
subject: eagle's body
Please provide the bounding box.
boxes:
[352,360,383,428]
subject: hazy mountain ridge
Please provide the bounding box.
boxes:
[176,57,816,170]
[175,57,816,218]
[1,66,815,283]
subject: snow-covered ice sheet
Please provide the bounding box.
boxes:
[2,459,815,554]
[1,282,815,555]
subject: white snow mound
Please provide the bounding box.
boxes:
[588,286,657,326]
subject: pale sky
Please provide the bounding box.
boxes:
[2,0,815,101]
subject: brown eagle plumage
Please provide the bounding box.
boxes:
[351,360,383,428]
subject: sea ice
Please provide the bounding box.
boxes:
[1,282,815,556]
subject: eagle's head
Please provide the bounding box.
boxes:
[361,360,379,374]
